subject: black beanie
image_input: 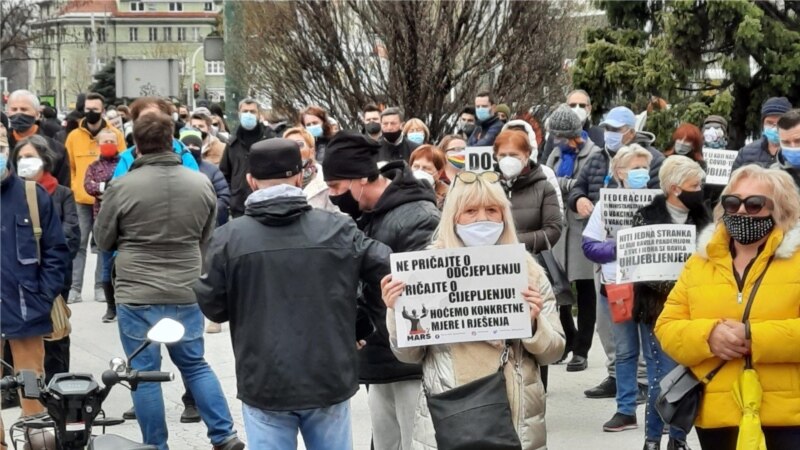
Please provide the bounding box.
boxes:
[323,131,381,181]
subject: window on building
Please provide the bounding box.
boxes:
[130,2,144,11]
[177,27,186,41]
[97,27,106,43]
[163,27,172,41]
[204,2,213,11]
[129,27,139,41]
[83,27,93,43]
[146,1,157,12]
[205,61,225,75]
[149,27,158,41]
[169,2,183,11]
[178,60,185,75]
[192,27,201,42]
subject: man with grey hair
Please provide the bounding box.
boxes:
[377,107,419,163]
[6,89,71,186]
[541,89,606,164]
[219,98,276,217]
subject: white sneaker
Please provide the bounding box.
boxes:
[205,322,222,334]
[94,287,106,303]
[67,290,82,304]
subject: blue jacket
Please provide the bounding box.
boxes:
[198,159,231,226]
[1,174,70,339]
[732,138,776,172]
[112,139,198,179]
[467,115,505,146]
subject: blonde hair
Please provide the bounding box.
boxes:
[95,128,118,143]
[403,118,429,141]
[714,165,800,231]
[283,127,316,159]
[611,144,652,183]
[659,155,705,194]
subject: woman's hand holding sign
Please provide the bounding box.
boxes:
[381,274,405,309]
[523,286,543,321]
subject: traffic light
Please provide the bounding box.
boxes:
[193,83,200,98]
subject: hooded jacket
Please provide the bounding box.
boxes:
[195,188,392,410]
[219,123,276,217]
[388,255,565,450]
[1,174,69,339]
[567,132,665,211]
[468,115,504,146]
[502,161,562,254]
[64,119,126,204]
[732,137,776,172]
[113,139,198,179]
[358,162,441,383]
[503,120,563,210]
[656,223,800,429]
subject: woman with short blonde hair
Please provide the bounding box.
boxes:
[403,118,429,145]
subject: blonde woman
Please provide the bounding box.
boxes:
[403,118,430,145]
[656,165,800,449]
[382,172,565,450]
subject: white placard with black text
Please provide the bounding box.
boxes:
[615,224,696,283]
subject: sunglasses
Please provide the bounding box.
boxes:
[721,195,773,215]
[568,103,588,109]
[454,171,500,187]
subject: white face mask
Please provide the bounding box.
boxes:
[456,221,504,247]
[17,157,44,179]
[572,106,589,124]
[498,156,523,179]
[413,169,435,186]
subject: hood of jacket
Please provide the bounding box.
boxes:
[695,222,800,261]
[502,119,538,155]
[130,151,181,170]
[245,186,312,227]
[369,161,437,217]
[633,130,657,146]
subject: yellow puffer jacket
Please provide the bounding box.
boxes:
[65,120,126,204]
[655,223,800,429]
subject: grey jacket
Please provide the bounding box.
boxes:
[94,152,216,304]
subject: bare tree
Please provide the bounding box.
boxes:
[232,0,581,139]
[0,0,42,58]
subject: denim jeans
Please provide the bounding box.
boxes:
[71,203,101,292]
[599,291,639,416]
[101,251,114,283]
[640,323,686,441]
[242,400,353,450]
[117,303,237,450]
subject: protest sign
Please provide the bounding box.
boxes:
[465,146,495,173]
[615,224,696,283]
[390,244,530,348]
[702,148,738,185]
[600,188,661,235]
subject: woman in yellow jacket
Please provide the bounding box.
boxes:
[655,165,800,449]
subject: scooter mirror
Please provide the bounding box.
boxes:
[147,318,185,344]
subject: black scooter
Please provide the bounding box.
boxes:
[0,318,184,450]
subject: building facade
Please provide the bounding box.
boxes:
[30,0,224,110]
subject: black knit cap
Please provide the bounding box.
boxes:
[322,131,381,181]
[248,138,302,180]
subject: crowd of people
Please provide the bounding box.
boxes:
[1,85,800,450]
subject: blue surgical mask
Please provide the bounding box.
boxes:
[626,168,650,189]
[475,107,492,122]
[240,112,258,131]
[0,153,8,179]
[407,131,425,145]
[604,131,625,151]
[782,146,800,167]
[456,221,504,247]
[307,124,323,138]
[763,126,780,144]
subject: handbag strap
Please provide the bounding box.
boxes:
[24,181,42,261]
[703,254,775,382]
[423,341,511,397]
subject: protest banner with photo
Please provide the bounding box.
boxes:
[600,188,661,235]
[702,148,738,185]
[390,244,531,348]
[465,146,495,173]
[615,224,696,283]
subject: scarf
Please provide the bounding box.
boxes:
[556,145,578,178]
[39,171,58,195]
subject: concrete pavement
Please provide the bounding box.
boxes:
[2,253,701,449]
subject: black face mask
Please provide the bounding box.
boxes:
[461,123,476,136]
[9,113,36,132]
[201,131,208,141]
[329,189,362,219]
[188,147,202,161]
[383,130,402,143]
[677,189,705,212]
[722,214,775,245]
[85,110,102,125]
[365,122,381,135]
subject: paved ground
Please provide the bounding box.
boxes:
[2,253,702,449]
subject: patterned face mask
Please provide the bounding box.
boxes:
[722,213,775,245]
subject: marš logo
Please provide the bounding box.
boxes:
[403,305,431,341]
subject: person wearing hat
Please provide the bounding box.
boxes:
[544,104,603,372]
[496,103,511,123]
[702,115,729,150]
[732,96,793,171]
[195,138,391,450]
[94,112,245,450]
[567,105,662,401]
[323,131,440,450]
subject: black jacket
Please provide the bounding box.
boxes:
[567,133,665,211]
[8,130,70,188]
[40,118,64,141]
[358,162,441,383]
[195,193,391,410]
[378,137,419,163]
[51,185,80,260]
[631,195,712,326]
[219,123,276,217]
[732,137,776,172]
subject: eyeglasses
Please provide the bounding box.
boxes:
[454,171,500,186]
[721,195,773,215]
[568,103,588,109]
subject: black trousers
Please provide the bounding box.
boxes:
[697,426,800,450]
[558,279,597,358]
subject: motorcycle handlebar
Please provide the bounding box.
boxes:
[0,375,21,391]
[101,369,174,388]
[136,371,174,382]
